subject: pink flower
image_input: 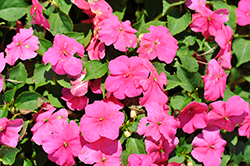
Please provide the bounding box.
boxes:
[137,25,178,64]
[78,137,122,166]
[0,75,3,92]
[202,59,227,101]
[128,154,157,166]
[137,102,179,142]
[191,126,227,166]
[80,100,124,142]
[145,136,179,164]
[190,6,229,38]
[214,25,233,69]
[61,88,89,111]
[185,0,206,12]
[178,101,208,134]
[0,52,7,73]
[236,0,250,26]
[31,107,68,145]
[42,120,82,166]
[208,95,248,132]
[238,106,250,138]
[98,15,137,52]
[43,34,85,76]
[5,28,39,65]
[0,118,23,147]
[105,55,149,100]
[87,37,105,60]
[30,0,50,29]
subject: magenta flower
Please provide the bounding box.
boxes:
[78,137,122,166]
[43,34,85,76]
[61,88,89,111]
[0,52,6,73]
[208,95,248,132]
[98,15,137,52]
[30,0,50,29]
[137,25,178,64]
[236,0,250,26]
[0,118,23,147]
[178,101,208,134]
[31,107,68,145]
[185,0,206,12]
[238,106,250,138]
[105,55,149,99]
[128,154,157,166]
[80,100,124,142]
[190,6,229,38]
[145,136,179,164]
[202,59,227,101]
[87,37,105,60]
[138,102,179,142]
[42,120,82,166]
[5,28,39,65]
[191,126,227,166]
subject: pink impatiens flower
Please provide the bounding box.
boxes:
[191,126,227,166]
[236,0,250,26]
[238,106,250,138]
[80,100,124,142]
[98,15,137,52]
[87,37,105,60]
[0,118,23,147]
[5,28,39,65]
[202,59,227,101]
[128,154,157,166]
[43,34,85,76]
[42,120,82,166]
[105,55,149,100]
[0,52,6,73]
[78,137,122,166]
[185,0,206,12]
[137,25,178,64]
[31,107,68,145]
[208,95,248,132]
[30,0,50,29]
[178,101,208,134]
[137,102,179,142]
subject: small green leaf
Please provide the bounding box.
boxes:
[177,53,199,72]
[15,92,43,110]
[48,94,63,108]
[170,94,191,110]
[233,38,250,67]
[0,0,28,21]
[49,11,73,35]
[56,75,71,89]
[153,62,168,75]
[83,60,108,81]
[37,39,53,55]
[126,137,146,154]
[167,75,185,90]
[3,89,16,104]
[127,121,139,132]
[0,107,8,118]
[167,8,191,36]
[65,32,85,43]
[244,145,250,164]
[7,62,28,90]
[168,155,185,163]
[34,63,55,89]
[54,0,72,14]
[162,0,185,16]
[220,154,230,166]
[0,145,20,165]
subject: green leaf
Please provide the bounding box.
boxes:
[175,62,202,92]
[121,148,133,166]
[34,63,55,89]
[220,154,231,166]
[167,8,191,36]
[177,49,198,72]
[0,107,8,118]
[167,74,185,90]
[0,145,20,165]
[15,92,44,110]
[132,15,145,36]
[0,0,28,21]
[113,8,126,21]
[3,89,16,104]
[233,38,250,67]
[65,32,85,44]
[126,137,146,154]
[54,0,72,14]
[37,39,53,55]
[244,145,250,164]
[140,20,166,34]
[170,93,191,110]
[162,0,185,16]
[83,60,108,81]
[56,75,71,89]
[145,0,162,20]
[7,62,28,90]
[169,155,185,163]
[223,86,235,102]
[209,1,237,32]
[48,94,63,108]
[19,120,29,141]
[49,11,73,35]
[153,62,168,75]
[127,121,139,132]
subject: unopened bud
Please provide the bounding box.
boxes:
[124,130,132,138]
[130,110,137,119]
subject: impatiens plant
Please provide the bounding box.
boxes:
[1,0,250,166]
